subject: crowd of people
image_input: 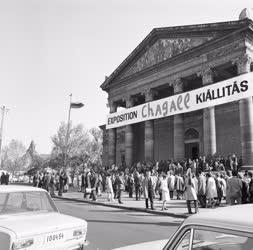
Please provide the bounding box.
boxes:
[31,153,253,214]
[76,154,253,214]
[32,169,69,197]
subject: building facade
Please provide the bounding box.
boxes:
[100,10,253,169]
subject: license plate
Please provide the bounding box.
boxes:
[45,232,64,243]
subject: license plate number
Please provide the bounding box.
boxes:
[46,232,64,243]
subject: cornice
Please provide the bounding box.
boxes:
[101,19,253,91]
[106,33,246,94]
[108,49,245,102]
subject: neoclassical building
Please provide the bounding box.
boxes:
[100,9,253,169]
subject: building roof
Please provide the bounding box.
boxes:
[0,185,46,193]
[184,204,253,233]
[100,18,253,91]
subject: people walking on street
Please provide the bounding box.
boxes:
[160,173,170,211]
[143,171,155,210]
[185,169,198,214]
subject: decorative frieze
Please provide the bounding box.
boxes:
[120,37,212,80]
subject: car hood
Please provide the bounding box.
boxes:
[112,239,168,250]
[0,212,87,238]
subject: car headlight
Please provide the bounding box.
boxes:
[13,238,34,249]
[73,228,85,237]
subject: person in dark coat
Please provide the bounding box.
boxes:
[58,170,67,196]
[127,174,134,198]
[134,171,141,201]
[84,170,91,199]
[0,172,6,185]
[90,170,98,201]
[5,173,9,185]
[115,172,125,204]
[33,172,40,187]
[81,173,85,193]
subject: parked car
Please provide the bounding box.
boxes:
[113,204,253,249]
[0,185,88,250]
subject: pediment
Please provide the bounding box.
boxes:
[119,37,212,79]
[100,19,252,90]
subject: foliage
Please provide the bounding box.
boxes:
[1,139,27,174]
[50,122,102,172]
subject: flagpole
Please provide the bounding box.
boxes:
[64,94,72,170]
[0,106,8,168]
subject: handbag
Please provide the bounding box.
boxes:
[85,188,92,194]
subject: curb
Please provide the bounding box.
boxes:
[54,196,188,219]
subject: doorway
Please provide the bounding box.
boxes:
[185,142,199,160]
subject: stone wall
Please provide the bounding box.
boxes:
[215,101,241,157]
[154,117,173,161]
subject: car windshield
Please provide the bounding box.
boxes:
[0,191,58,215]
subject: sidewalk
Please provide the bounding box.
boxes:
[54,189,227,219]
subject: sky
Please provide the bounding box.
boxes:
[0,0,252,154]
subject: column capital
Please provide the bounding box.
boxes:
[108,99,117,113]
[142,89,156,102]
[232,53,253,74]
[123,95,135,108]
[173,79,184,94]
[197,67,213,85]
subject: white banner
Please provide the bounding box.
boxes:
[106,72,253,129]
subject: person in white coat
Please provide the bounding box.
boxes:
[167,171,175,199]
[206,172,217,208]
[160,173,170,210]
[185,169,198,214]
[106,173,115,202]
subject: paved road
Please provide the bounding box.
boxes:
[54,199,183,250]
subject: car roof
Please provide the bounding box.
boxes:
[0,185,46,193]
[184,204,253,233]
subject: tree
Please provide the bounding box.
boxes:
[88,127,103,167]
[1,139,26,174]
[50,123,103,173]
[51,122,90,169]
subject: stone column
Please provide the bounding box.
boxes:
[234,54,253,168]
[108,101,117,167]
[144,89,155,162]
[173,79,185,161]
[199,68,217,156]
[125,96,134,167]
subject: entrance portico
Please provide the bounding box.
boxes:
[101,11,253,169]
